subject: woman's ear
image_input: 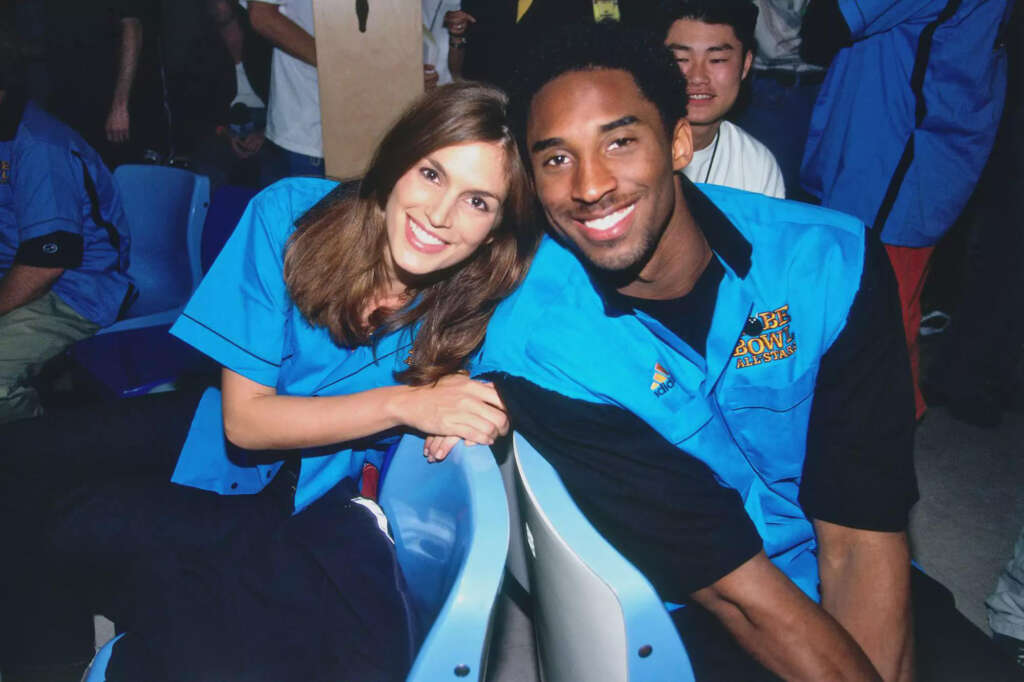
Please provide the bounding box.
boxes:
[672,119,694,172]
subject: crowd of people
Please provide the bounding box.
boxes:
[0,0,1021,681]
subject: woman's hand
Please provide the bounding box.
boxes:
[423,435,461,462]
[391,374,508,447]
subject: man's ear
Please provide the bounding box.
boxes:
[672,118,694,172]
[741,49,753,80]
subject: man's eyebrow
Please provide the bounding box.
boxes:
[599,115,639,133]
[530,116,640,154]
[665,42,736,53]
[531,137,564,154]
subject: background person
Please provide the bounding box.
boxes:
[0,35,132,425]
[800,0,1010,420]
[660,0,784,198]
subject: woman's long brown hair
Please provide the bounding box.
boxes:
[283,82,537,385]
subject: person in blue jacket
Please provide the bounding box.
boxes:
[800,0,1010,420]
[0,81,536,682]
[452,23,1019,681]
[0,36,132,424]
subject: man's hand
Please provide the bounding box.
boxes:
[229,131,266,159]
[815,521,914,682]
[692,551,882,681]
[443,10,475,36]
[105,102,131,144]
[423,64,439,90]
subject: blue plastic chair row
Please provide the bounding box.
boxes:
[71,174,258,399]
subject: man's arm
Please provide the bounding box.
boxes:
[0,264,64,316]
[106,17,142,144]
[801,234,919,681]
[694,551,881,681]
[815,522,914,682]
[249,1,316,66]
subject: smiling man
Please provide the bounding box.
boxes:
[470,22,932,682]
[660,0,784,198]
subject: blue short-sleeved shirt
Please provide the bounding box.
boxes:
[0,99,131,325]
[170,178,415,513]
[801,0,1009,247]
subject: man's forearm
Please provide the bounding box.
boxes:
[249,2,316,66]
[0,265,64,316]
[693,552,882,681]
[113,17,142,109]
[816,521,915,682]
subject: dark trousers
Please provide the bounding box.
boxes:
[672,569,1024,681]
[0,391,414,681]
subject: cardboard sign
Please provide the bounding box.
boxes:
[313,0,423,180]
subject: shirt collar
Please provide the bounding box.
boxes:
[678,172,752,278]
[0,90,28,142]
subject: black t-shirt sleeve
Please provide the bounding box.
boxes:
[800,235,919,532]
[485,372,763,602]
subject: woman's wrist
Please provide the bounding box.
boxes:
[381,383,416,428]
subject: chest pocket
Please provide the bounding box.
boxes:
[718,367,817,486]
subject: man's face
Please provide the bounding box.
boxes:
[665,19,752,128]
[526,68,690,273]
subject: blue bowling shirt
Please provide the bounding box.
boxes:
[170,179,414,513]
[0,97,131,325]
[802,0,1009,247]
[477,178,918,600]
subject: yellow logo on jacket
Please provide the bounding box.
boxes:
[733,304,797,369]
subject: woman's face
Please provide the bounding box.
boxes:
[384,141,510,280]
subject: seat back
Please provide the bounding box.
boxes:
[112,165,210,319]
[380,435,510,681]
[201,185,258,274]
[511,432,694,682]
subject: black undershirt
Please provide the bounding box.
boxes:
[623,256,724,359]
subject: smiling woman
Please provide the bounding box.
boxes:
[0,81,537,682]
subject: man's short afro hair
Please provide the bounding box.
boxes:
[508,22,688,150]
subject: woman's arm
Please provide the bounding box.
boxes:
[220,368,509,451]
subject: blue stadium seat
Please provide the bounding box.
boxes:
[382,435,510,681]
[99,165,210,334]
[84,435,510,682]
[69,184,256,399]
[511,432,695,682]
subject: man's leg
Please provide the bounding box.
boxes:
[883,243,935,420]
[0,291,100,424]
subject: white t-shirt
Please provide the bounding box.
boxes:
[257,0,322,158]
[231,62,266,110]
[683,120,785,199]
[423,0,461,85]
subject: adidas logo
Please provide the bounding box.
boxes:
[650,362,675,397]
